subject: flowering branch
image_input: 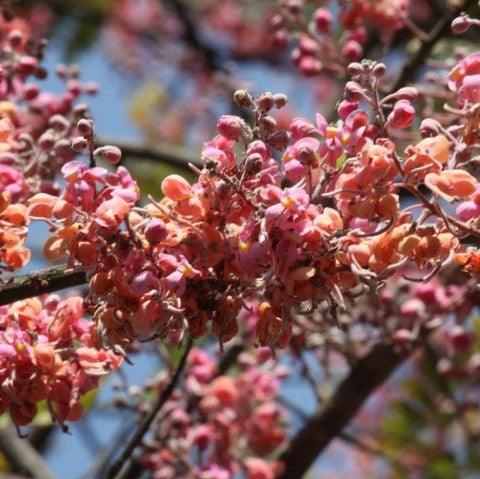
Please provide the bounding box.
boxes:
[105,337,194,479]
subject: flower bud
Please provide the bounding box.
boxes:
[71,137,87,154]
[342,40,362,62]
[94,145,122,165]
[77,119,93,137]
[145,218,168,244]
[38,131,55,150]
[373,63,387,78]
[233,89,254,108]
[268,130,289,150]
[49,114,69,131]
[22,84,39,100]
[85,82,99,95]
[8,30,23,49]
[16,56,38,75]
[395,86,419,102]
[387,100,415,129]
[347,62,363,76]
[257,91,275,112]
[393,329,414,345]
[313,8,332,34]
[344,81,364,102]
[273,93,288,109]
[420,118,441,137]
[338,100,358,120]
[217,115,244,140]
[298,35,320,56]
[298,56,322,77]
[452,15,471,35]
[448,325,474,352]
[290,117,318,140]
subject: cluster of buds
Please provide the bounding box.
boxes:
[270,0,410,77]
[141,348,287,479]
[0,296,122,427]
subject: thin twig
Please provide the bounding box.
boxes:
[104,337,194,479]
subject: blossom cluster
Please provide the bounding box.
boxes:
[271,0,410,77]
[0,9,99,273]
[141,348,287,479]
[22,52,480,356]
[0,296,122,427]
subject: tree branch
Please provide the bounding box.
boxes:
[97,138,200,171]
[390,0,477,92]
[0,427,55,479]
[104,337,193,479]
[0,266,86,307]
[279,343,404,479]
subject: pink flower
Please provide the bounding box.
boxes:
[217,114,244,140]
[245,458,277,479]
[449,53,480,105]
[387,100,415,129]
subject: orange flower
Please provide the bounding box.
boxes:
[404,135,449,183]
[425,169,477,202]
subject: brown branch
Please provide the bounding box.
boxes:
[97,137,200,171]
[0,266,86,307]
[279,343,405,479]
[104,337,193,479]
[390,0,478,92]
[0,427,55,479]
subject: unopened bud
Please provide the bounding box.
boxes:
[347,62,363,77]
[452,15,471,35]
[144,218,168,244]
[38,131,55,150]
[344,81,364,102]
[77,119,93,137]
[420,118,441,137]
[313,8,332,34]
[273,93,288,109]
[373,63,387,78]
[217,115,245,140]
[394,86,419,102]
[71,136,88,153]
[233,89,254,108]
[342,40,363,62]
[94,145,122,165]
[8,30,23,49]
[49,114,69,131]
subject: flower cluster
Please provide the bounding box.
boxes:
[142,348,286,479]
[24,53,480,354]
[270,0,410,77]
[0,296,122,427]
[0,190,29,271]
[0,6,100,275]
